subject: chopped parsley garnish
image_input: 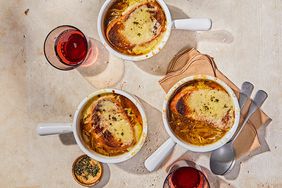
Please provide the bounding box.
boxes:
[203,105,209,111]
[74,156,100,181]
[210,96,215,101]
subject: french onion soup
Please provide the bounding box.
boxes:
[104,0,167,56]
[169,79,235,146]
[80,93,143,156]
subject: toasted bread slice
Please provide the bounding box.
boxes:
[170,85,235,130]
[105,1,166,55]
[83,95,136,155]
[170,86,195,116]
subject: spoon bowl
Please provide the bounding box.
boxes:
[210,141,235,175]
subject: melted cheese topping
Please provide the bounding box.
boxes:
[121,5,159,44]
[186,89,234,128]
[80,93,143,156]
[98,100,134,145]
[131,33,164,55]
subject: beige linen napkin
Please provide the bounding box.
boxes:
[159,48,271,158]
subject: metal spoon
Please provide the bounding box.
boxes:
[210,89,267,175]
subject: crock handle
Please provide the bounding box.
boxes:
[144,138,176,172]
[37,123,73,136]
[173,18,212,31]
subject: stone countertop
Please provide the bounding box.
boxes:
[0,0,281,187]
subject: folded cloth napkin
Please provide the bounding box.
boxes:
[159,48,271,158]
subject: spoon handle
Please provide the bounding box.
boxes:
[232,90,268,142]
[239,82,254,109]
[230,82,253,141]
[248,90,268,113]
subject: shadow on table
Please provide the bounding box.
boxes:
[77,38,109,77]
[77,38,125,89]
[59,132,76,145]
[224,114,272,180]
[133,5,197,75]
[91,163,111,188]
[115,98,169,174]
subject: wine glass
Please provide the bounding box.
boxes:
[44,25,107,72]
[163,160,210,188]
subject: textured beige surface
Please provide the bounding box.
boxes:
[0,0,281,187]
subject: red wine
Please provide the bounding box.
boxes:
[169,167,206,188]
[55,29,88,65]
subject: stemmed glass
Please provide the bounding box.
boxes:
[163,160,210,188]
[44,25,107,74]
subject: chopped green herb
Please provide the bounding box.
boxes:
[137,33,141,37]
[74,156,100,181]
[210,96,215,101]
[203,105,209,111]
